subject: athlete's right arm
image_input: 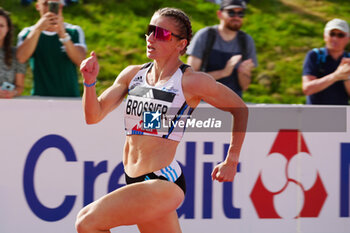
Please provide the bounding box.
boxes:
[81,51,140,124]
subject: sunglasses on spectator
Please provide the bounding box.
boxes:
[146,25,183,41]
[225,10,245,18]
[329,31,347,38]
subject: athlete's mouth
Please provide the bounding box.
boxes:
[147,45,155,51]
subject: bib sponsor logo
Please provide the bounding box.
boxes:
[161,86,179,94]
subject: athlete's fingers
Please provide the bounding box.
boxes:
[85,60,93,73]
[82,56,96,73]
[80,59,88,72]
[211,166,219,180]
[90,51,97,60]
[215,170,224,180]
[91,52,99,72]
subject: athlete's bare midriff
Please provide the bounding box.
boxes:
[123,135,179,177]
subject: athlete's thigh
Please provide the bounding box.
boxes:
[85,179,184,230]
[137,211,182,233]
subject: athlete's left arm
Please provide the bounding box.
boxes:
[183,71,248,182]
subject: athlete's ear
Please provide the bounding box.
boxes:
[177,39,187,54]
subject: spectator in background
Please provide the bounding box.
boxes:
[187,0,257,98]
[16,0,86,97]
[0,8,26,98]
[302,18,350,105]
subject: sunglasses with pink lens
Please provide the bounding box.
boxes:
[146,25,183,41]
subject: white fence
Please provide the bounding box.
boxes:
[0,98,349,233]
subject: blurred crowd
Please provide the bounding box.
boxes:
[1,0,350,105]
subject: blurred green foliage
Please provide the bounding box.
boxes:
[2,0,350,103]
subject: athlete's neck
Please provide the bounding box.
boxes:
[148,60,183,85]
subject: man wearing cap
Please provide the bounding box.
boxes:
[302,18,350,105]
[187,0,257,98]
[16,0,86,97]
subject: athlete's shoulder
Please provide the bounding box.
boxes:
[114,64,145,84]
[183,67,214,82]
[182,68,215,91]
[123,64,144,73]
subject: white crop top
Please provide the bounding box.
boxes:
[124,62,194,141]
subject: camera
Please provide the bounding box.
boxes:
[48,1,59,14]
[1,82,15,91]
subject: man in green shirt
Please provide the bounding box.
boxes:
[17,0,86,97]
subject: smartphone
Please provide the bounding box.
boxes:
[48,1,59,14]
[1,81,15,91]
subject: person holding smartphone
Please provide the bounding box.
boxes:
[0,8,26,98]
[16,0,86,97]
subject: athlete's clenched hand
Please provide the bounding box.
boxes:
[80,51,100,84]
[211,161,238,182]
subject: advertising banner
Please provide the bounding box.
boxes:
[0,98,349,233]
